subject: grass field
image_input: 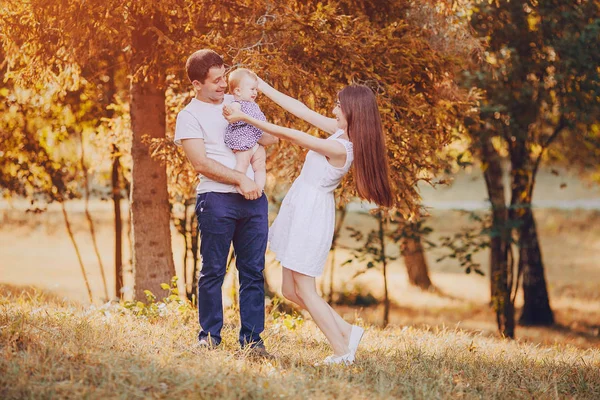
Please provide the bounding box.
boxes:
[1,285,599,399]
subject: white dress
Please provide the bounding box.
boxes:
[269,130,354,277]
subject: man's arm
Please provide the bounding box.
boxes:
[181,138,261,200]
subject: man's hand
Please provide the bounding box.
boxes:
[182,139,260,196]
[237,175,262,200]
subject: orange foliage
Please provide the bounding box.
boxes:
[1,0,478,218]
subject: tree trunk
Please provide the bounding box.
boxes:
[378,212,390,327]
[181,201,190,294]
[402,238,431,290]
[518,206,554,325]
[327,206,347,304]
[80,131,109,301]
[104,57,123,301]
[481,134,515,338]
[112,149,124,299]
[129,19,175,301]
[189,208,200,302]
[400,220,432,290]
[509,136,553,328]
[61,202,94,303]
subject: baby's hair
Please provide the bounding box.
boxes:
[228,68,258,90]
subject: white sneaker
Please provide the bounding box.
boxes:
[348,325,365,359]
[317,352,354,366]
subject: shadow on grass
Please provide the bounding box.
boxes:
[335,299,600,350]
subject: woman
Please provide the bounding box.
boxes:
[223,80,393,365]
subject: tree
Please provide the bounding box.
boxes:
[462,0,600,332]
[0,0,214,299]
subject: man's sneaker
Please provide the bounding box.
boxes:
[197,338,218,350]
[317,352,354,366]
[246,345,276,361]
[348,325,365,360]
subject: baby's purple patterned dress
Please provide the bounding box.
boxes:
[224,100,266,151]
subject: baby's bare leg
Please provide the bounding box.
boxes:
[251,145,267,192]
[233,149,253,174]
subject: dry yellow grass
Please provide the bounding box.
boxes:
[1,202,599,352]
[1,284,599,399]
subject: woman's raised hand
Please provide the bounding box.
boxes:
[222,104,246,123]
[256,76,267,92]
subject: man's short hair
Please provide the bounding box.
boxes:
[186,50,224,83]
[228,68,258,90]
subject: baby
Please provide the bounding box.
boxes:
[225,68,267,192]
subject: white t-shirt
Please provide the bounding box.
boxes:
[174,95,254,194]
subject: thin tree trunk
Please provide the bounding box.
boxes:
[378,212,390,327]
[80,130,109,300]
[481,134,515,338]
[400,220,432,290]
[181,201,190,293]
[518,206,554,325]
[61,202,93,303]
[112,148,124,299]
[126,184,133,282]
[103,60,122,301]
[327,206,347,304]
[189,208,199,302]
[130,17,175,301]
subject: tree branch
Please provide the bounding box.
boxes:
[528,117,567,196]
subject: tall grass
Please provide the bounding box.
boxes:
[1,285,599,399]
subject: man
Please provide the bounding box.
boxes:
[174,49,277,356]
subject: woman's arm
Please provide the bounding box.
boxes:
[258,79,338,135]
[223,105,346,163]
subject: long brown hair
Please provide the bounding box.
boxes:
[339,85,393,207]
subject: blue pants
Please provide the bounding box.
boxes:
[195,192,268,347]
